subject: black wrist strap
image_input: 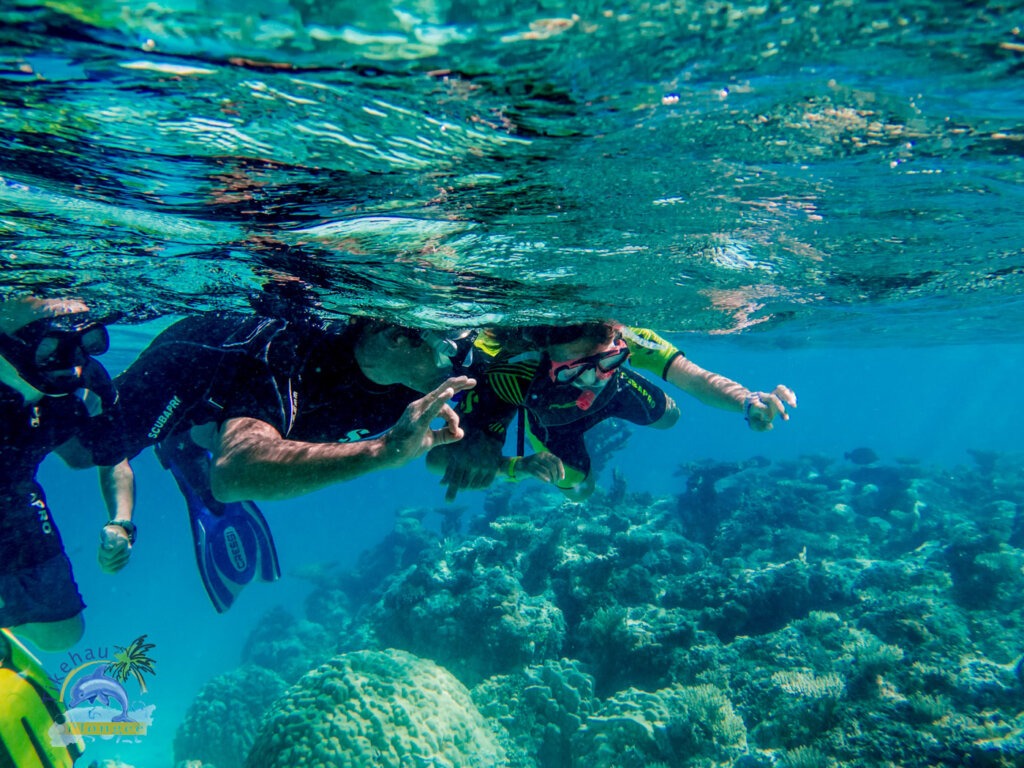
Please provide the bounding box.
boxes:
[104,519,137,544]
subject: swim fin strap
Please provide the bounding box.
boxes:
[0,629,84,768]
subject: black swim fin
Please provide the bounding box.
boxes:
[155,437,281,613]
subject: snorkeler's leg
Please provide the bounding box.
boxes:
[12,614,85,653]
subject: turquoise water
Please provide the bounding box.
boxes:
[2,1,1024,766]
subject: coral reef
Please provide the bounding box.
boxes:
[241,605,334,683]
[472,658,598,768]
[173,449,1024,767]
[570,683,747,768]
[173,664,288,768]
[244,649,506,768]
[365,543,567,683]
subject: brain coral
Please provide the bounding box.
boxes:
[244,649,507,768]
[174,664,288,768]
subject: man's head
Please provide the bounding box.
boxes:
[353,320,476,392]
[0,297,111,396]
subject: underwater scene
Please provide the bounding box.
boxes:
[2,1,1024,767]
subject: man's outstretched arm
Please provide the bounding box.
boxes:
[208,376,475,502]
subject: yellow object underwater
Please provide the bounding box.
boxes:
[0,628,84,768]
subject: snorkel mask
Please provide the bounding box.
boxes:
[421,330,478,376]
[548,334,630,411]
[0,312,110,396]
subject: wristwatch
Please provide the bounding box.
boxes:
[104,519,137,545]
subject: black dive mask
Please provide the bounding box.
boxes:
[0,312,110,395]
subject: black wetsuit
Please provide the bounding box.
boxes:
[0,369,114,626]
[94,313,420,466]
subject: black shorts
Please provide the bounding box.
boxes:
[0,484,85,626]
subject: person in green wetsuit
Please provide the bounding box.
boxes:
[428,321,797,500]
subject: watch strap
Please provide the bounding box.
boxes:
[104,519,137,544]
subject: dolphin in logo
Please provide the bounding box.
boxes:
[67,665,134,722]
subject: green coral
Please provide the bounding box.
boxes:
[575,603,695,695]
[782,745,836,768]
[473,659,598,768]
[244,649,507,768]
[370,555,566,684]
[224,451,1024,767]
[174,664,288,768]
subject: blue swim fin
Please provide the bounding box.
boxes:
[155,438,281,613]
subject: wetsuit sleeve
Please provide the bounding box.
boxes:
[79,405,128,466]
[606,368,669,426]
[624,327,683,381]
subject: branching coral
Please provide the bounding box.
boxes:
[571,684,747,768]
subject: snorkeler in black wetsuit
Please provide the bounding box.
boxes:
[97,312,476,461]
[95,311,476,611]
[0,298,129,651]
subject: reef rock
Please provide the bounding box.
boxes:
[242,605,335,683]
[367,541,567,684]
[473,658,598,768]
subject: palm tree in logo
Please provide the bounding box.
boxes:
[106,635,157,693]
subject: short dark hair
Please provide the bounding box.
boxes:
[348,316,426,346]
[496,322,616,351]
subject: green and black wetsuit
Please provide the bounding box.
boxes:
[462,327,682,488]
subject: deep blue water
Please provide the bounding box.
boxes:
[3,0,1024,765]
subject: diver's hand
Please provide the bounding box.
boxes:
[382,376,476,467]
[98,524,132,573]
[744,385,797,432]
[518,452,565,484]
[437,432,503,502]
